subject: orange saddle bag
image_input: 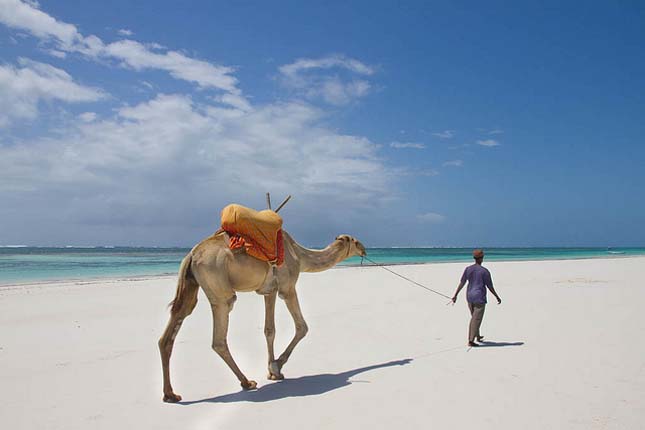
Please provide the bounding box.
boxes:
[220,204,284,266]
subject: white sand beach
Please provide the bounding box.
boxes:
[1,257,643,429]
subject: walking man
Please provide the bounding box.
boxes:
[452,249,501,347]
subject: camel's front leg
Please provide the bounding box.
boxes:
[272,292,308,377]
[211,297,257,390]
[263,291,282,380]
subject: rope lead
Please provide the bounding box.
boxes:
[361,256,454,301]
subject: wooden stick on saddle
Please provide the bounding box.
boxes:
[275,195,291,213]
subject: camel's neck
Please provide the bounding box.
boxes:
[284,232,350,273]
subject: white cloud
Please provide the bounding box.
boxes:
[279,55,374,105]
[488,128,503,135]
[78,111,96,122]
[117,28,133,36]
[214,93,252,112]
[0,94,393,236]
[432,130,454,139]
[279,55,375,77]
[0,2,395,245]
[315,77,370,105]
[443,159,463,167]
[0,58,105,127]
[417,212,445,223]
[390,142,425,149]
[476,139,500,147]
[47,49,66,58]
[0,0,245,106]
[396,167,439,177]
[139,80,154,90]
[0,0,81,47]
[102,40,240,93]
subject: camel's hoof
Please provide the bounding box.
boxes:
[163,393,182,403]
[241,380,257,390]
[267,372,284,381]
[269,360,284,381]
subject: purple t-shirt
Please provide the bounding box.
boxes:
[460,264,493,304]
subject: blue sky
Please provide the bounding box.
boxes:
[0,0,644,247]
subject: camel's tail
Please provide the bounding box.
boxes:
[169,253,199,315]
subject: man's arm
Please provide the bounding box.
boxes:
[452,281,466,303]
[485,270,501,304]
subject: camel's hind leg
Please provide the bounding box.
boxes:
[210,296,257,390]
[158,276,199,403]
[273,291,308,377]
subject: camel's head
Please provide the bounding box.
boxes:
[335,234,367,258]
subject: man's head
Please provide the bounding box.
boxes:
[473,249,484,264]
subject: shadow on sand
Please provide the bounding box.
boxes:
[179,358,412,405]
[476,341,524,348]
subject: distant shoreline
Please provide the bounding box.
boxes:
[2,254,644,290]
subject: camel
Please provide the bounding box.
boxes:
[158,229,366,402]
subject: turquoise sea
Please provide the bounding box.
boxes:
[1,246,644,286]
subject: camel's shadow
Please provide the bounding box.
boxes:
[179,358,412,405]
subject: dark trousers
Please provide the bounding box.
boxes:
[468,302,486,342]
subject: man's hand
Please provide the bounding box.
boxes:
[453,282,465,304]
[496,296,502,305]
